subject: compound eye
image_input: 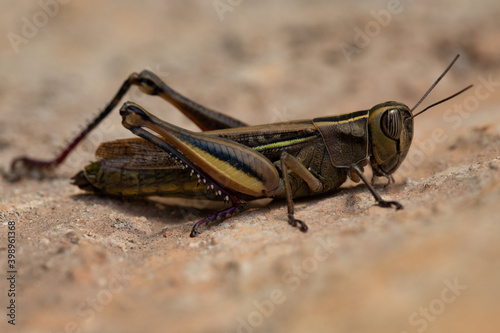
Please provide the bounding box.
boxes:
[381,109,402,140]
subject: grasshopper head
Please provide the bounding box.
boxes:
[368,102,413,177]
[367,55,473,179]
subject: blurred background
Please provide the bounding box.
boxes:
[1,1,500,332]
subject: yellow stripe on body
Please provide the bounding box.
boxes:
[253,136,314,151]
[318,114,368,126]
[185,143,268,197]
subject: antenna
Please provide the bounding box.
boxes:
[412,84,473,119]
[411,54,460,112]
[407,54,472,120]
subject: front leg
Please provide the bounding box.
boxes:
[351,164,403,210]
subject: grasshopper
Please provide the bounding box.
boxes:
[9,55,471,237]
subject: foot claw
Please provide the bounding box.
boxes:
[288,216,308,232]
[378,200,403,210]
[4,157,56,182]
[297,220,308,232]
